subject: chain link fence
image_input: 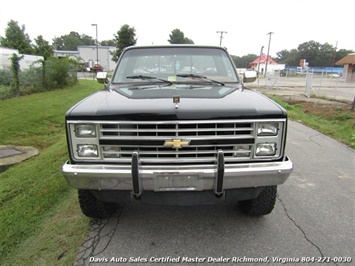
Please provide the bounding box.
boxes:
[260,70,354,103]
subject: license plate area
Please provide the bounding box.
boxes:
[155,175,199,191]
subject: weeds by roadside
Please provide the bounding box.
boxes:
[269,95,355,148]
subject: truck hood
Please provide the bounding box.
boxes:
[66,84,287,121]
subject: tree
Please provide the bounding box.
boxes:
[183,37,194,44]
[80,34,96,46]
[100,39,116,46]
[335,49,354,62]
[297,40,320,66]
[0,20,33,54]
[10,53,24,96]
[111,24,137,62]
[33,35,53,60]
[276,49,299,66]
[297,41,335,67]
[319,42,334,67]
[52,31,95,50]
[168,29,194,44]
[231,54,257,68]
[275,41,354,67]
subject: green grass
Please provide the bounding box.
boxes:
[269,96,355,148]
[0,80,100,149]
[0,80,101,265]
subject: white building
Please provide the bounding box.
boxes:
[249,54,285,75]
[1,45,117,72]
[77,46,117,71]
[0,47,43,70]
[53,50,79,59]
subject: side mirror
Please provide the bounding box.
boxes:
[243,70,257,83]
[96,72,110,85]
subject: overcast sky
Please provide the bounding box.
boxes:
[0,0,354,56]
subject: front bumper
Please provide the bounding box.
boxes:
[62,153,293,196]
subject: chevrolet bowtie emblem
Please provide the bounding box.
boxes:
[164,139,190,149]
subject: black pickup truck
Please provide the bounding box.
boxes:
[62,45,293,218]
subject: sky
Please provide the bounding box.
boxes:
[0,0,354,57]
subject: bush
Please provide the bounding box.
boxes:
[19,65,44,94]
[0,69,12,86]
[45,57,77,89]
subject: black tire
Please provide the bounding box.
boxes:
[238,186,277,216]
[78,189,117,219]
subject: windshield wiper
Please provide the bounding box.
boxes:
[177,74,225,86]
[126,75,173,86]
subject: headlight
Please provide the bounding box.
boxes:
[75,124,96,138]
[77,144,99,157]
[257,122,278,136]
[255,143,276,156]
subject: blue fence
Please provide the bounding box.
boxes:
[285,66,343,74]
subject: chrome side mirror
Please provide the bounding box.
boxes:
[96,72,110,85]
[243,70,257,83]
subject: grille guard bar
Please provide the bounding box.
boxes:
[62,150,293,194]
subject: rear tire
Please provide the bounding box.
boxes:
[78,189,117,219]
[238,186,277,216]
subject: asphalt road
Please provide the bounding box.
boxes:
[75,121,354,266]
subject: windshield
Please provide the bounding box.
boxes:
[112,47,239,84]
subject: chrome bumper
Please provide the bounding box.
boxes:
[62,154,293,196]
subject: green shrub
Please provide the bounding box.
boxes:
[19,65,44,93]
[0,69,12,86]
[44,57,77,89]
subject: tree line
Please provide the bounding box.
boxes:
[1,20,353,68]
[232,42,353,68]
[0,21,195,99]
[0,20,195,63]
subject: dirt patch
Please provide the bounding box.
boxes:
[251,84,354,122]
[280,96,355,123]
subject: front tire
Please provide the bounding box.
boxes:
[78,189,117,219]
[238,186,277,216]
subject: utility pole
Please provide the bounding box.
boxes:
[91,24,99,66]
[331,41,338,73]
[264,32,274,77]
[257,46,264,85]
[217,31,227,46]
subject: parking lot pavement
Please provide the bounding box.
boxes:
[74,121,354,266]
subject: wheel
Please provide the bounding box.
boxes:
[238,186,277,216]
[78,189,117,219]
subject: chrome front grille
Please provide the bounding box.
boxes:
[100,122,253,138]
[98,120,256,163]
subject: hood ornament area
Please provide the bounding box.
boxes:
[173,95,180,109]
